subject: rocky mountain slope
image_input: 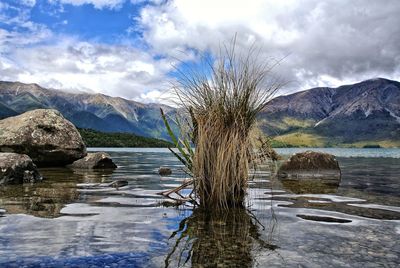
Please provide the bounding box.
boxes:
[0,78,399,147]
[260,78,400,147]
[0,81,174,140]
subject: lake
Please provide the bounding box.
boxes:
[0,148,399,267]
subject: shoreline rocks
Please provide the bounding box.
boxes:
[68,152,117,169]
[0,153,42,185]
[0,109,86,167]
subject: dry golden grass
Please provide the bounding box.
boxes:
[194,114,251,208]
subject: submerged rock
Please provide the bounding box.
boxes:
[0,153,42,185]
[158,167,172,175]
[297,214,351,223]
[68,152,117,169]
[278,151,341,185]
[0,109,86,167]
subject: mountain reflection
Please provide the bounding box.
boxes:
[165,208,277,268]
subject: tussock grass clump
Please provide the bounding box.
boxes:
[173,42,282,209]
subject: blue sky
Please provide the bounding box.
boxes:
[0,0,399,102]
[30,1,142,43]
[2,1,145,46]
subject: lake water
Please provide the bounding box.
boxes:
[0,148,399,267]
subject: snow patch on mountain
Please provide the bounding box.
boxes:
[386,108,400,124]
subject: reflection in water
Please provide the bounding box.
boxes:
[280,179,339,194]
[165,208,278,268]
[0,168,114,218]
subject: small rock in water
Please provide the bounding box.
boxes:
[158,167,172,175]
[68,152,117,169]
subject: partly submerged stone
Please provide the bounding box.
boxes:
[0,109,86,167]
[297,214,351,223]
[68,152,117,169]
[158,167,172,175]
[0,152,42,185]
[278,151,341,185]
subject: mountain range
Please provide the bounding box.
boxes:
[0,78,399,147]
[0,81,175,140]
[260,78,400,147]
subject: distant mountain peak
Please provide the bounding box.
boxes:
[260,78,400,147]
[0,81,175,140]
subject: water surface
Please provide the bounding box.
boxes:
[0,148,399,267]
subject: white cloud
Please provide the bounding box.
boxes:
[137,0,400,94]
[1,38,175,99]
[134,88,176,105]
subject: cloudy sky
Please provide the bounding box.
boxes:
[1,0,399,103]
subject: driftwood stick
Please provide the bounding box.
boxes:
[157,179,194,197]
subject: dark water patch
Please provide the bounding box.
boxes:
[296,214,352,223]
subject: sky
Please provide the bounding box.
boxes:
[0,0,399,103]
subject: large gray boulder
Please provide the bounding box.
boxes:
[0,109,86,167]
[278,151,341,185]
[68,152,117,169]
[0,153,42,185]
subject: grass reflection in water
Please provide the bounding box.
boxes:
[165,207,278,268]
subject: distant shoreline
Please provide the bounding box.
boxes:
[87,147,400,158]
[78,128,173,148]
